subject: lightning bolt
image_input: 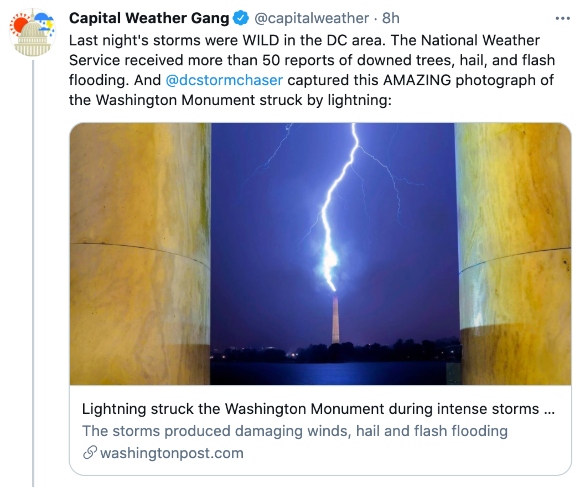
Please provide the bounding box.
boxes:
[359,146,405,224]
[319,123,423,292]
[320,123,359,292]
[350,165,371,223]
[242,122,421,292]
[241,124,294,193]
[297,211,321,248]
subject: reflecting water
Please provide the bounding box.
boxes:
[211,362,446,385]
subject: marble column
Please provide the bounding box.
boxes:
[455,123,570,384]
[70,124,210,384]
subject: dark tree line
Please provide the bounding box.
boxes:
[212,337,461,364]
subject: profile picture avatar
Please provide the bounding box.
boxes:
[9,8,55,57]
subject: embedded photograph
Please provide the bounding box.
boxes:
[70,123,570,386]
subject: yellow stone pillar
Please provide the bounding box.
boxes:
[70,124,210,384]
[455,124,570,384]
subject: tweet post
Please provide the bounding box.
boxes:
[1,0,577,484]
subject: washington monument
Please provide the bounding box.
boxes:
[332,294,339,344]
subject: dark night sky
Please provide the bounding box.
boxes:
[211,123,459,352]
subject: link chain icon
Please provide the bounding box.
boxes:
[83,445,97,460]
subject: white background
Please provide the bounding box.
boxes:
[0,0,578,485]
[70,386,571,476]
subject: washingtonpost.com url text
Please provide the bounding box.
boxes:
[99,447,243,462]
